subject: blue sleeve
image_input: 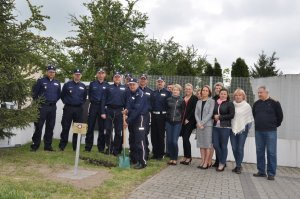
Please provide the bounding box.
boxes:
[60,83,67,104]
[83,84,88,104]
[100,87,107,114]
[57,82,61,102]
[88,82,93,99]
[127,96,147,124]
[32,79,41,100]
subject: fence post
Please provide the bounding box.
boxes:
[209,76,213,88]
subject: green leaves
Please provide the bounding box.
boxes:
[0,0,47,139]
[251,51,282,78]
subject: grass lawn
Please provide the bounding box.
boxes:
[0,139,168,199]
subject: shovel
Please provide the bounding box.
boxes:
[119,112,130,169]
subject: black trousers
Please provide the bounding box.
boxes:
[151,113,166,158]
[144,113,151,158]
[105,108,123,155]
[129,114,150,161]
[129,115,147,166]
[31,104,56,150]
[181,122,195,158]
[85,103,106,151]
[59,105,83,150]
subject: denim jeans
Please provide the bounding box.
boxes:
[166,121,182,160]
[255,130,277,176]
[212,127,231,165]
[230,129,248,168]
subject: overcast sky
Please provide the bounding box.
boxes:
[15,0,300,74]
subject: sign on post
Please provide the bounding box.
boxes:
[72,123,87,175]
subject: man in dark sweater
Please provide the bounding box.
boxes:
[252,86,283,181]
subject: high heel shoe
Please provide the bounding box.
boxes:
[179,158,187,164]
[197,163,203,169]
[200,164,209,169]
[182,158,192,165]
[216,165,225,172]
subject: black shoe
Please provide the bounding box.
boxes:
[253,172,267,177]
[59,147,64,151]
[232,167,237,172]
[84,149,91,152]
[212,162,219,167]
[44,147,55,152]
[200,164,209,169]
[134,164,147,169]
[236,167,242,174]
[98,149,105,153]
[156,156,164,161]
[150,156,157,159]
[30,147,37,152]
[267,176,275,181]
[182,158,192,165]
[216,165,225,172]
[130,160,137,165]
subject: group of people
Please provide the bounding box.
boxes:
[31,65,283,179]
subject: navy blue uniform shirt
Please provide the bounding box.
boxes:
[88,80,109,103]
[151,88,171,112]
[139,86,153,112]
[103,83,127,108]
[32,77,61,103]
[126,88,148,124]
[61,80,87,105]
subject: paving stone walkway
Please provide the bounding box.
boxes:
[127,159,300,199]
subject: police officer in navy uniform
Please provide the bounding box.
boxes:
[150,77,171,159]
[124,78,148,169]
[85,68,109,152]
[58,69,87,151]
[102,71,127,155]
[31,65,61,151]
[138,74,153,159]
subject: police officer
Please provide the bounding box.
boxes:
[103,71,127,155]
[58,69,87,151]
[124,78,148,169]
[31,65,61,151]
[85,68,109,152]
[138,74,153,159]
[124,72,132,85]
[150,77,171,159]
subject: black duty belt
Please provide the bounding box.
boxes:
[65,104,82,107]
[107,105,123,109]
[91,101,102,105]
[43,102,56,106]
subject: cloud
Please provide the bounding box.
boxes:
[13,0,300,74]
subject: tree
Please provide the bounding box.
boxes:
[176,46,197,76]
[251,51,282,77]
[204,63,214,76]
[213,58,222,77]
[0,0,50,138]
[194,54,209,76]
[64,0,148,79]
[231,57,249,77]
[230,57,254,105]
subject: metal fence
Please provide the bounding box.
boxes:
[145,75,255,106]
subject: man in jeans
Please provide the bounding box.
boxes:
[252,86,283,181]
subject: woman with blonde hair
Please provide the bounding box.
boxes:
[230,88,254,174]
[166,84,184,165]
[180,83,198,165]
